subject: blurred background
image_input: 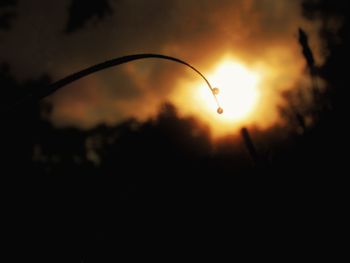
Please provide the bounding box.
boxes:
[1,0,348,261]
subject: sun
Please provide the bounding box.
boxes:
[171,57,265,136]
[198,60,261,123]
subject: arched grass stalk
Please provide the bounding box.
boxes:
[12,53,223,114]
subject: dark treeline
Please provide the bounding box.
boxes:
[1,78,346,261]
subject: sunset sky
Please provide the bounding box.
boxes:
[1,2,348,259]
[0,0,335,136]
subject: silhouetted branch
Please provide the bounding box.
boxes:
[299,28,319,93]
[241,127,259,166]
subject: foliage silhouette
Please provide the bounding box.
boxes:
[65,0,112,33]
[0,0,16,30]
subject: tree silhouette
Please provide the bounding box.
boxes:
[0,0,16,30]
[65,0,113,33]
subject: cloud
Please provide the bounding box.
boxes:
[0,0,327,134]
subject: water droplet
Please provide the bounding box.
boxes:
[212,87,220,95]
[217,107,223,114]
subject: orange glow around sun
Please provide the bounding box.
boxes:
[171,52,302,138]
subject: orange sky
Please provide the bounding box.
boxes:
[0,0,327,137]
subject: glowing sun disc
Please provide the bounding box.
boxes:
[199,60,260,122]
